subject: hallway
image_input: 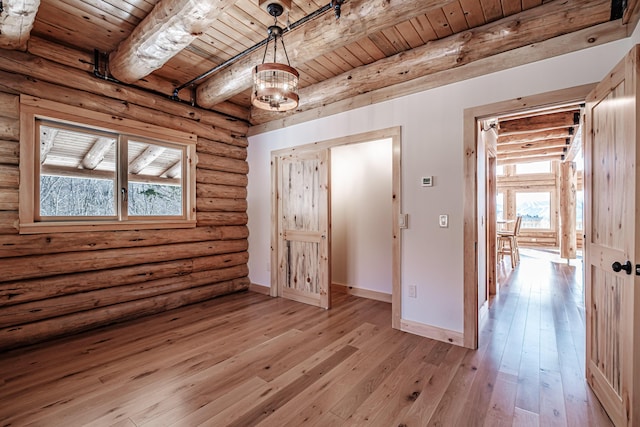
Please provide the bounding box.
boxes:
[481,250,612,425]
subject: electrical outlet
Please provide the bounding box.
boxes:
[408,285,417,298]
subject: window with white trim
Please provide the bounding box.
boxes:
[20,97,196,233]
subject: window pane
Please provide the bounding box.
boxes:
[576,190,584,230]
[127,140,183,216]
[496,165,504,176]
[516,192,551,229]
[515,161,551,174]
[39,124,116,217]
[496,193,504,221]
[575,152,584,171]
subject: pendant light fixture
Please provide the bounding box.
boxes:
[252,2,299,112]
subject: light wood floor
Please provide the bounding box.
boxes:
[0,254,613,426]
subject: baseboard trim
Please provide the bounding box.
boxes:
[331,283,392,303]
[249,283,271,295]
[400,318,464,347]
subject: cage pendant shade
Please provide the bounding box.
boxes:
[252,4,299,112]
[252,62,299,111]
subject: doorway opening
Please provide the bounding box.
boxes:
[331,139,393,304]
[462,84,595,349]
[270,127,402,328]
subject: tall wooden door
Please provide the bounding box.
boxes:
[584,45,640,426]
[276,149,330,309]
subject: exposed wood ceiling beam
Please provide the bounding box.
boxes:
[497,128,572,144]
[195,0,452,108]
[250,0,609,123]
[497,154,563,165]
[39,127,58,164]
[109,0,238,84]
[564,121,583,163]
[497,104,582,122]
[498,146,567,159]
[129,145,166,174]
[82,137,115,170]
[0,0,40,50]
[499,111,580,135]
[497,137,570,152]
[163,161,182,179]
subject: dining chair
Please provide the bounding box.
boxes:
[497,215,522,268]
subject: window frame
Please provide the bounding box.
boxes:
[19,96,197,234]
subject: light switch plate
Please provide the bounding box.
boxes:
[439,214,448,228]
[399,213,408,229]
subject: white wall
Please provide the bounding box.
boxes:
[248,36,637,334]
[331,139,393,294]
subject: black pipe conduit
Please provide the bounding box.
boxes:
[93,49,207,115]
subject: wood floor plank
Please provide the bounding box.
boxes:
[227,345,359,427]
[128,329,307,425]
[513,406,540,426]
[539,367,568,426]
[144,376,267,427]
[15,329,304,426]
[345,338,440,425]
[329,331,419,420]
[482,371,518,426]
[393,343,467,426]
[515,263,542,415]
[255,327,407,427]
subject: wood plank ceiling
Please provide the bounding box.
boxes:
[495,105,583,165]
[0,0,630,125]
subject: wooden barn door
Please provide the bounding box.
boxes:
[584,45,640,426]
[275,149,330,309]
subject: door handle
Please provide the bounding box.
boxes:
[612,260,632,275]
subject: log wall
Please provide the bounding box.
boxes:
[0,46,251,351]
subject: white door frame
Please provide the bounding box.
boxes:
[462,84,596,349]
[271,126,403,328]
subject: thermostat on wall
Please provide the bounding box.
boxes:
[421,176,433,187]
